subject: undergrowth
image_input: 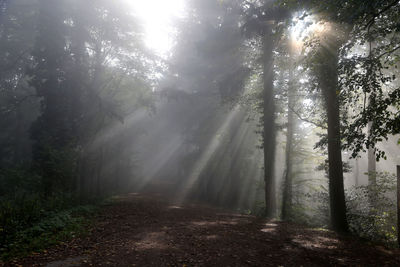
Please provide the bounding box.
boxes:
[0,199,100,261]
[289,172,398,247]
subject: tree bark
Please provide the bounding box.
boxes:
[262,24,276,218]
[397,165,400,247]
[319,45,349,233]
[367,40,377,186]
[282,60,295,220]
[354,158,359,187]
[96,147,104,196]
[367,122,376,185]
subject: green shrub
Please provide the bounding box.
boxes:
[0,204,97,261]
[0,194,42,246]
[290,172,397,246]
[0,168,41,197]
[346,172,397,245]
[0,171,99,261]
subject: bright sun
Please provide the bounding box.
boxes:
[130,0,185,57]
[290,14,327,41]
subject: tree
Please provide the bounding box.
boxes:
[0,0,38,168]
[281,0,400,231]
[241,0,289,217]
[340,0,400,161]
[312,25,349,232]
[24,0,154,197]
[160,0,255,203]
[29,0,75,197]
[261,23,277,217]
[281,37,298,220]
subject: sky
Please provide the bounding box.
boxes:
[130,0,186,57]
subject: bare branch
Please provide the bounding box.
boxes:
[288,105,327,129]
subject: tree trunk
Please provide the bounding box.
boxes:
[262,24,276,218]
[367,121,378,212]
[96,147,104,196]
[367,40,377,186]
[325,87,348,232]
[319,45,349,233]
[367,121,376,185]
[77,152,87,199]
[13,107,24,165]
[282,62,295,220]
[354,158,359,187]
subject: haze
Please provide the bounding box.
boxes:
[1,0,400,265]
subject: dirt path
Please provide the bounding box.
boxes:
[6,182,400,266]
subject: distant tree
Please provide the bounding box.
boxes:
[0,0,38,168]
[22,0,153,197]
[280,36,298,220]
[241,0,289,217]
[28,0,75,197]
[163,0,259,206]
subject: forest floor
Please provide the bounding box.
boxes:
[4,180,400,267]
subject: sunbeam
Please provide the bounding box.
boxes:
[175,105,241,204]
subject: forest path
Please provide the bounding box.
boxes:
[10,180,400,266]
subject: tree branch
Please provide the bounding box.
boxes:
[365,0,399,29]
[376,45,400,60]
[288,105,327,129]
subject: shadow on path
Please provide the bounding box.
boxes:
[9,180,400,266]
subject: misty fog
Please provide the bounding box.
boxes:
[1,0,400,265]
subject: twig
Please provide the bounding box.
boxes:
[288,105,327,129]
[376,45,400,60]
[365,0,399,29]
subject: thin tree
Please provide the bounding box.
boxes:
[281,41,296,220]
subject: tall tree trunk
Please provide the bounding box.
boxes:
[367,40,376,186]
[282,62,295,220]
[96,147,104,196]
[367,123,376,185]
[367,121,378,212]
[354,158,359,187]
[77,151,87,199]
[70,8,87,195]
[262,24,276,218]
[319,45,349,233]
[13,107,24,165]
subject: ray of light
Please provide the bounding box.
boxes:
[135,135,184,190]
[87,108,149,152]
[175,105,241,204]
